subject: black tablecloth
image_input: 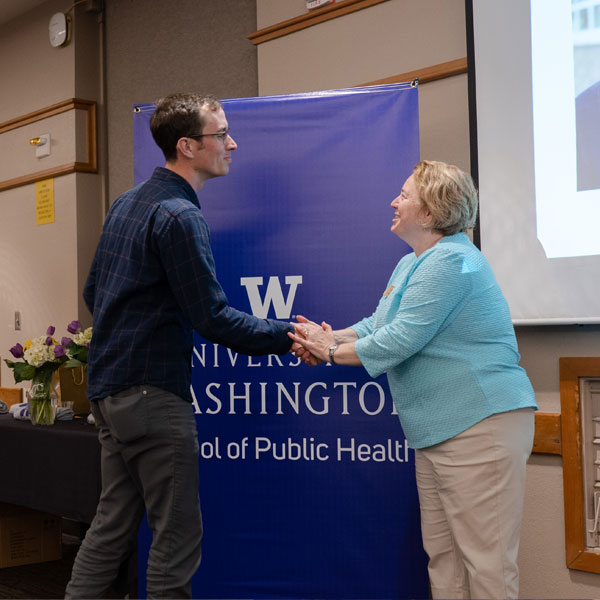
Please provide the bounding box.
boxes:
[0,413,101,523]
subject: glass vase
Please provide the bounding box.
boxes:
[27,369,58,426]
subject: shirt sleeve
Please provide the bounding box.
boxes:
[349,257,411,338]
[355,247,474,378]
[154,205,293,355]
[350,315,374,338]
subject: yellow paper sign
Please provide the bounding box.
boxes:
[35,178,55,225]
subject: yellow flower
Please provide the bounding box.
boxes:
[24,339,32,349]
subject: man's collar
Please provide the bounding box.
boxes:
[152,166,201,206]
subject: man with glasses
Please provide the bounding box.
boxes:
[66,93,295,599]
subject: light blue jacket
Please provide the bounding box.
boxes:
[352,233,537,449]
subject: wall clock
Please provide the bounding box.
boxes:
[49,12,69,48]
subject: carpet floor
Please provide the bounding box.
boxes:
[0,531,128,599]
[0,533,80,599]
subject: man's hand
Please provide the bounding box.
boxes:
[289,315,334,364]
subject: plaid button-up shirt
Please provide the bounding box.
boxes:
[83,167,293,403]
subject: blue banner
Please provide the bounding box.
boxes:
[133,84,427,599]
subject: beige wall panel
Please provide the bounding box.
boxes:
[0,175,79,388]
[257,0,306,29]
[257,0,466,95]
[0,0,75,122]
[105,0,258,202]
[75,108,90,160]
[0,0,103,386]
[520,455,600,598]
[520,457,569,595]
[516,325,600,412]
[75,173,103,326]
[73,4,102,102]
[0,111,78,182]
[418,74,470,171]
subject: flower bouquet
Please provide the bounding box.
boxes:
[5,326,66,425]
[4,321,92,424]
[59,320,92,369]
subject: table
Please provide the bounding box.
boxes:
[0,413,138,596]
[0,414,101,523]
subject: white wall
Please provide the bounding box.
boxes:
[0,0,103,389]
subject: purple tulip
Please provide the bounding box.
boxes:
[67,320,82,334]
[54,345,66,358]
[45,336,53,346]
[46,325,55,336]
[61,336,72,348]
[9,343,24,359]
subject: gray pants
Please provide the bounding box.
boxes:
[65,385,202,599]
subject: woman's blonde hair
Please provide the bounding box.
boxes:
[412,160,478,235]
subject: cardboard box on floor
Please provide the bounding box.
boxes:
[0,503,61,568]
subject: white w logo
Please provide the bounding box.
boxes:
[240,276,303,319]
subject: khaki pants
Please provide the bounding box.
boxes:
[415,408,534,600]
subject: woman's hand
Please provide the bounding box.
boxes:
[290,322,321,366]
[289,315,335,364]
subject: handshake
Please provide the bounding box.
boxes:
[288,315,336,366]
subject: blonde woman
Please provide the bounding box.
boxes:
[290,160,537,600]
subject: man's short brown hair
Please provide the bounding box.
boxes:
[150,93,222,162]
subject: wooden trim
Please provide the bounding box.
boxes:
[560,357,600,573]
[0,98,97,193]
[0,164,79,193]
[357,57,468,87]
[248,0,389,45]
[0,98,93,134]
[532,412,561,455]
[249,0,465,89]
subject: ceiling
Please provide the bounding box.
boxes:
[0,0,50,26]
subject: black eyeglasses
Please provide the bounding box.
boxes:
[187,128,231,143]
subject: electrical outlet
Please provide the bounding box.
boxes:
[14,311,21,331]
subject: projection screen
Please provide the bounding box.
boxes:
[470,0,600,324]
